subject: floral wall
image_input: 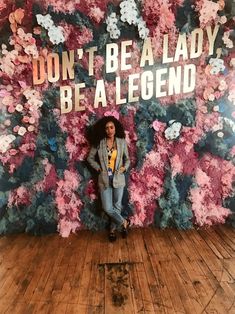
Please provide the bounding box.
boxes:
[0,0,235,237]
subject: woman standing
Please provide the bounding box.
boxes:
[87,116,130,242]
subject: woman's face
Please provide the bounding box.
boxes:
[105,121,116,138]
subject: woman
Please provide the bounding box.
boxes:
[87,116,130,242]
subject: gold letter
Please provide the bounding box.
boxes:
[183,64,196,93]
[75,83,85,111]
[62,50,75,80]
[162,34,173,64]
[206,25,219,56]
[86,46,98,76]
[168,66,181,95]
[116,77,126,105]
[47,53,60,83]
[60,86,73,114]
[128,73,140,103]
[140,37,154,67]
[94,80,107,108]
[106,43,118,73]
[190,28,203,59]
[121,40,132,71]
[174,33,188,62]
[141,71,153,100]
[156,68,167,98]
[32,56,45,85]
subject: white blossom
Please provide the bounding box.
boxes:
[138,17,149,39]
[217,131,224,138]
[164,121,182,140]
[230,58,235,68]
[222,31,233,49]
[209,58,225,75]
[36,14,65,45]
[48,26,65,45]
[228,90,235,105]
[18,126,27,136]
[0,134,16,153]
[15,104,23,112]
[106,13,120,39]
[224,117,235,133]
[120,0,138,25]
[36,14,54,30]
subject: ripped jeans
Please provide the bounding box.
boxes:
[100,185,125,231]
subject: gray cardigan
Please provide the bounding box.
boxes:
[87,137,130,191]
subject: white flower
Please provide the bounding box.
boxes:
[209,58,225,75]
[120,0,138,25]
[36,14,65,45]
[222,31,233,49]
[212,117,223,132]
[15,104,23,112]
[48,26,65,45]
[213,105,219,112]
[4,119,11,126]
[228,91,235,105]
[224,117,235,133]
[219,16,227,24]
[164,121,182,140]
[29,117,35,124]
[24,44,39,58]
[28,125,35,132]
[0,134,16,153]
[217,131,224,138]
[106,12,120,39]
[230,58,235,68]
[218,80,227,91]
[36,14,54,30]
[208,94,215,101]
[138,18,149,39]
[18,126,27,136]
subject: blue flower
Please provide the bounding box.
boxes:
[48,137,57,152]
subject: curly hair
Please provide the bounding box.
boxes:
[87,116,125,147]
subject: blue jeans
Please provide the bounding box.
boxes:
[100,186,125,230]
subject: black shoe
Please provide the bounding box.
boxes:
[109,231,117,242]
[121,219,130,238]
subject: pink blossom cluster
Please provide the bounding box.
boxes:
[55,169,83,237]
[8,186,31,208]
[59,112,90,162]
[189,154,233,226]
[129,124,168,226]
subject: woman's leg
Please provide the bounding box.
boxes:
[100,187,125,226]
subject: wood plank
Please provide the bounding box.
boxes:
[140,228,168,313]
[0,226,234,314]
[87,231,105,313]
[126,232,144,313]
[198,228,232,259]
[75,231,97,309]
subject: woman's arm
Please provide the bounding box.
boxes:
[121,140,130,172]
[87,146,101,172]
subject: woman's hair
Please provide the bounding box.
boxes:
[87,116,125,147]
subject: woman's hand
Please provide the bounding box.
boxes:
[118,166,126,173]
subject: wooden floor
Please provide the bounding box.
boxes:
[0,226,234,314]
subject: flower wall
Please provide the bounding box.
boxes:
[0,0,235,237]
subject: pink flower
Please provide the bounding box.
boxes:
[13,125,20,132]
[9,149,18,156]
[152,120,162,131]
[29,117,35,124]
[104,110,119,120]
[22,116,30,123]
[4,119,11,126]
[8,105,15,113]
